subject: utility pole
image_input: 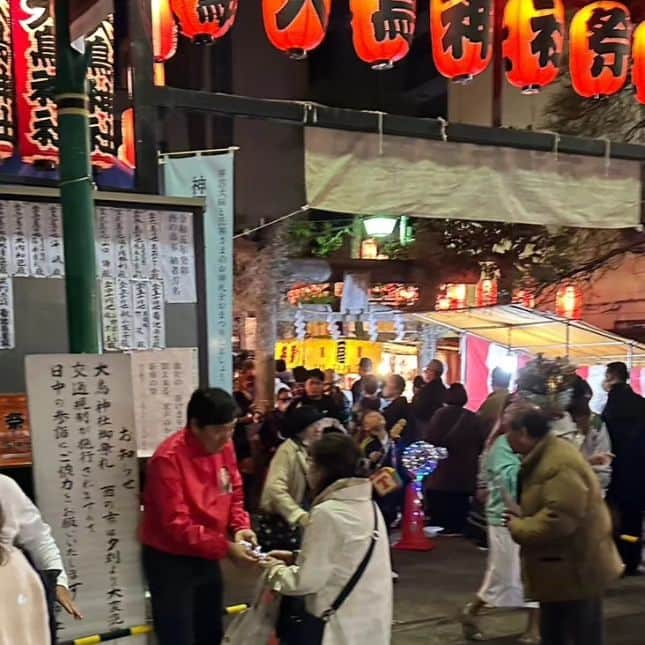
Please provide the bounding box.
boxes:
[55,0,101,353]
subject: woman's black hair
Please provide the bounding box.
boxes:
[310,433,369,496]
[445,383,468,407]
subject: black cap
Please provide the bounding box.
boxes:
[283,405,324,438]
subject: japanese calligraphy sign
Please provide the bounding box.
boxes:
[100,278,119,351]
[132,279,151,350]
[569,1,631,98]
[351,0,416,68]
[0,393,30,466]
[46,202,64,277]
[503,0,564,93]
[263,0,331,58]
[431,0,494,81]
[0,0,14,160]
[160,210,197,304]
[0,200,9,275]
[28,201,48,277]
[11,1,115,166]
[0,276,13,348]
[9,200,29,276]
[163,152,232,389]
[25,354,146,640]
[130,348,198,456]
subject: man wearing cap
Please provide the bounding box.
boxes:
[141,388,258,645]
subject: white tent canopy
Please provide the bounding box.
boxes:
[408,305,645,367]
[306,128,641,229]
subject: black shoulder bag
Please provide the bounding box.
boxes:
[277,502,380,645]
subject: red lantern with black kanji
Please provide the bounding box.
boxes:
[633,21,645,104]
[0,0,14,160]
[263,0,331,60]
[555,285,582,319]
[570,1,631,98]
[503,0,565,94]
[152,0,178,62]
[351,0,417,70]
[118,109,136,169]
[431,0,494,82]
[170,0,238,43]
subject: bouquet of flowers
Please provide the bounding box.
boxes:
[516,355,578,413]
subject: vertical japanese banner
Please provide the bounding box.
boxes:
[159,211,196,303]
[131,210,149,279]
[0,0,14,160]
[10,1,114,165]
[9,201,29,276]
[113,209,132,278]
[149,279,166,349]
[46,203,64,277]
[28,202,48,277]
[132,279,151,349]
[25,354,146,640]
[100,278,119,351]
[95,206,116,279]
[130,348,199,456]
[0,276,13,349]
[163,152,234,389]
[0,200,10,276]
[116,277,134,349]
[147,211,162,280]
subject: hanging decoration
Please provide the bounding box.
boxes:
[555,285,583,320]
[476,264,498,307]
[170,0,238,43]
[351,0,417,70]
[263,0,331,60]
[502,0,565,94]
[11,2,115,167]
[633,21,645,104]
[118,108,136,169]
[152,0,178,63]
[569,1,631,98]
[0,0,13,161]
[430,0,494,82]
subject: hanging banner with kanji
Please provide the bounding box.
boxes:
[0,0,14,160]
[11,0,115,166]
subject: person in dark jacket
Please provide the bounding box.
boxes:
[424,383,487,535]
[602,361,645,575]
[412,360,447,436]
[381,374,413,442]
[290,369,344,422]
[351,357,374,404]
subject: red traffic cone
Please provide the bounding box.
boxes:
[394,479,434,551]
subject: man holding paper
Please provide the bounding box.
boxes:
[141,388,258,645]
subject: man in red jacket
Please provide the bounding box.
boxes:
[141,388,258,645]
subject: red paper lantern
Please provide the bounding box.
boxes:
[118,109,136,169]
[503,0,565,94]
[570,1,631,98]
[152,0,178,62]
[556,285,582,319]
[170,0,238,43]
[633,22,645,104]
[0,0,14,160]
[431,0,494,82]
[351,0,416,70]
[476,278,498,307]
[263,0,331,59]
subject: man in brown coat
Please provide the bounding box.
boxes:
[505,407,624,645]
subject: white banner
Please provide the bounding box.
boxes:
[96,206,116,279]
[163,152,234,388]
[25,354,146,640]
[10,201,29,276]
[100,278,119,351]
[160,211,196,303]
[28,202,48,278]
[131,211,149,279]
[113,208,132,279]
[149,280,166,349]
[131,348,199,456]
[147,211,162,281]
[0,277,13,349]
[46,203,64,278]
[305,128,642,229]
[132,279,151,350]
[116,278,134,350]
[0,201,10,276]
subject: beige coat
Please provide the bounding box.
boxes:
[509,434,623,603]
[260,439,309,526]
[0,547,51,645]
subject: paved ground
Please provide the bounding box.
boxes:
[222,534,645,644]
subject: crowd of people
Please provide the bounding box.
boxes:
[1,354,644,645]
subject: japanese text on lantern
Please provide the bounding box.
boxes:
[587,5,629,78]
[10,0,115,166]
[26,354,145,639]
[0,0,14,159]
[372,0,415,43]
[442,0,492,59]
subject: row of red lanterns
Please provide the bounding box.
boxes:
[153,0,645,101]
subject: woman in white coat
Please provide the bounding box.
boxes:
[262,433,393,645]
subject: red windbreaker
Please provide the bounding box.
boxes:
[141,428,251,560]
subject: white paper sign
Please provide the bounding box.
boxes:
[131,348,198,456]
[149,280,165,349]
[0,201,11,276]
[25,354,146,640]
[131,211,148,279]
[101,278,120,351]
[0,277,14,349]
[161,211,196,303]
[147,212,162,281]
[28,202,48,278]
[96,207,116,279]
[10,201,30,277]
[113,209,132,279]
[116,278,134,350]
[46,204,64,278]
[132,280,151,350]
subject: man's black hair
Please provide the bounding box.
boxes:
[606,361,629,383]
[510,408,550,440]
[186,388,239,428]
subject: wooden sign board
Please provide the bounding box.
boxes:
[0,393,31,467]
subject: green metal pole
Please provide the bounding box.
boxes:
[55,0,101,354]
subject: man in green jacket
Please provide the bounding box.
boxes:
[505,407,624,645]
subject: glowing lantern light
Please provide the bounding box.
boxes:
[118,108,136,169]
[351,0,417,70]
[170,0,238,43]
[556,285,583,320]
[633,22,645,104]
[513,288,535,308]
[502,0,565,94]
[263,0,331,60]
[431,0,494,82]
[570,1,631,98]
[152,0,178,62]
